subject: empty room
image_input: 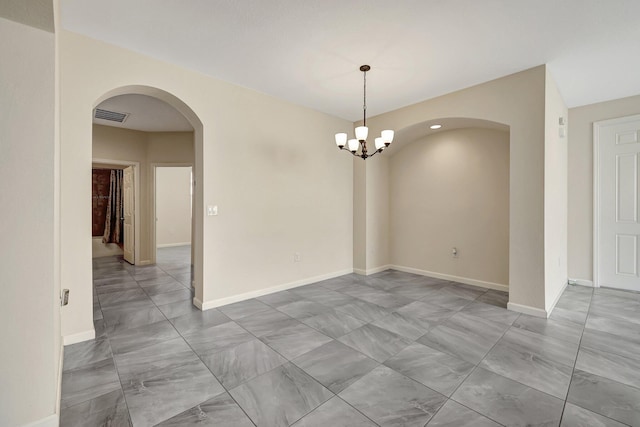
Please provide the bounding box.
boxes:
[2,1,640,426]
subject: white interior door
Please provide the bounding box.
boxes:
[596,114,640,291]
[123,166,135,264]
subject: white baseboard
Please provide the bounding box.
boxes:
[136,259,152,266]
[353,265,392,276]
[157,242,191,248]
[197,269,354,310]
[389,265,509,292]
[507,302,548,318]
[63,329,95,346]
[568,278,594,287]
[21,414,58,427]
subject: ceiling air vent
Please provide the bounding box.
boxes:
[94,108,129,123]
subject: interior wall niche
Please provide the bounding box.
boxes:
[92,168,114,237]
[389,126,510,287]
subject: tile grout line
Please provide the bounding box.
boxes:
[421,291,510,427]
[98,259,136,426]
[557,286,592,424]
[557,286,634,426]
[102,254,196,425]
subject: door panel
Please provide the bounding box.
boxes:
[123,166,135,264]
[597,116,640,291]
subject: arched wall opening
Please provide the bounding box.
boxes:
[356,65,548,315]
[90,85,204,323]
[388,118,510,291]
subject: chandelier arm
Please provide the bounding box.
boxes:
[366,149,380,159]
[340,146,361,158]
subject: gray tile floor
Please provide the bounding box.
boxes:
[60,249,640,426]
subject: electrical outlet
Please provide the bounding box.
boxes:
[294,252,302,262]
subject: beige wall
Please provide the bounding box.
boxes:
[353,159,367,271]
[544,69,569,310]
[389,128,510,287]
[61,31,353,339]
[156,166,192,247]
[568,94,640,282]
[360,66,547,311]
[93,125,194,263]
[0,16,58,426]
[366,157,390,272]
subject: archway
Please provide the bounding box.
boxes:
[91,86,205,315]
[387,117,511,293]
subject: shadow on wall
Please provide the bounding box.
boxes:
[388,118,510,290]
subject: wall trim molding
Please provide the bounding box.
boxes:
[389,265,509,292]
[197,269,354,310]
[568,278,595,287]
[22,414,58,427]
[137,259,152,266]
[63,329,95,346]
[353,265,392,276]
[157,242,191,248]
[507,302,548,318]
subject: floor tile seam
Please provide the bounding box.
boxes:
[351,361,450,408]
[97,285,152,312]
[126,260,248,427]
[206,311,317,392]
[558,287,593,424]
[497,326,582,367]
[228,361,338,426]
[299,395,382,427]
[444,313,518,409]
[426,399,507,427]
[564,401,634,427]
[107,332,186,360]
[295,312,361,339]
[62,337,114,373]
[341,361,451,426]
[97,336,134,425]
[221,390,259,427]
[472,355,576,401]
[337,395,384,427]
[578,334,640,365]
[283,392,337,427]
[195,337,289,391]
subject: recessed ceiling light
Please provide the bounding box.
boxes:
[430,124,442,130]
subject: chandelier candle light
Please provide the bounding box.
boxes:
[335,65,394,159]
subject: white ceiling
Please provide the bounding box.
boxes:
[63,0,640,122]
[94,94,193,132]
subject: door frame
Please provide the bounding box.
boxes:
[593,113,640,288]
[151,162,194,270]
[93,158,142,265]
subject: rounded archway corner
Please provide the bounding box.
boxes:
[92,85,204,132]
[387,116,510,156]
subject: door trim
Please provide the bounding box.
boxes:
[151,163,193,266]
[593,113,640,288]
[93,158,141,265]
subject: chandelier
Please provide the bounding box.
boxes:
[335,65,394,159]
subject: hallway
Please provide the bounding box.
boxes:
[60,252,640,426]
